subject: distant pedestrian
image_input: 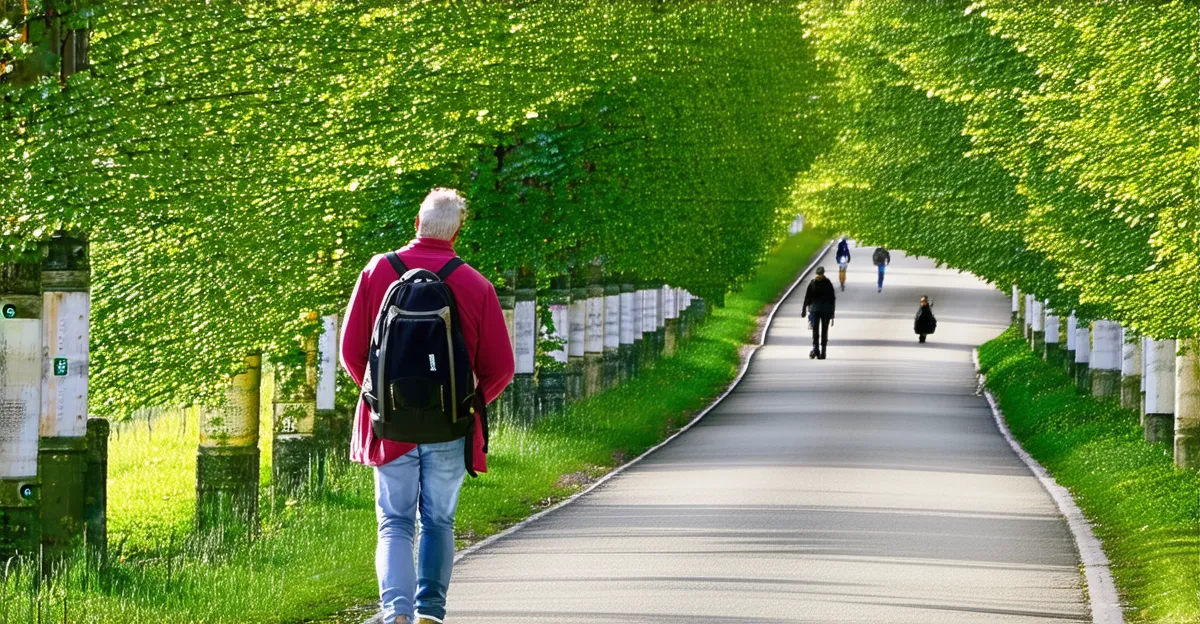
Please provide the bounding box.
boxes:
[914,295,936,343]
[872,246,891,292]
[835,237,851,291]
[341,188,515,624]
[802,266,836,360]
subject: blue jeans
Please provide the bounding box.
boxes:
[877,264,886,289]
[375,438,466,623]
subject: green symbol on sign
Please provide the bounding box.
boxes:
[54,357,68,376]
[2,304,14,319]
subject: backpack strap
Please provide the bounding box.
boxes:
[437,257,465,281]
[384,251,408,277]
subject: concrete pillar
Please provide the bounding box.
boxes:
[1011,285,1019,324]
[1029,298,1044,352]
[1074,323,1091,392]
[314,314,340,481]
[1120,329,1142,412]
[566,276,587,402]
[1065,312,1078,378]
[1140,336,1149,421]
[271,318,318,498]
[38,233,90,557]
[196,352,262,530]
[1024,294,1034,339]
[83,417,108,559]
[493,273,516,423]
[640,287,657,368]
[603,281,621,389]
[0,257,43,558]
[1174,340,1199,469]
[512,269,537,422]
[1089,320,1121,400]
[1043,305,1062,366]
[655,285,667,358]
[623,283,641,379]
[1144,339,1176,444]
[676,288,691,342]
[663,285,679,357]
[583,268,605,397]
[539,277,569,416]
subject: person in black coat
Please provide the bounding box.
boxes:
[914,295,937,343]
[802,266,837,359]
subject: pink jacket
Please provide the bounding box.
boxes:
[340,237,515,473]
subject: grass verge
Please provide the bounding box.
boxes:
[0,228,831,624]
[978,327,1200,624]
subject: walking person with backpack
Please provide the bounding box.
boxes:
[835,237,851,291]
[914,295,937,343]
[872,246,891,292]
[801,266,837,359]
[341,188,515,624]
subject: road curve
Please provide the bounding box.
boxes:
[447,244,1089,623]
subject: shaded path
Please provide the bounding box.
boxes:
[447,245,1088,623]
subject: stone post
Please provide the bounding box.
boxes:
[566,274,587,402]
[1024,293,1034,339]
[314,314,339,484]
[619,282,637,381]
[1044,304,1062,366]
[1174,340,1199,469]
[512,269,537,422]
[1065,312,1078,378]
[1089,320,1121,400]
[1029,298,1044,352]
[196,352,263,530]
[38,233,91,558]
[83,417,108,559]
[493,272,516,422]
[0,256,43,559]
[583,266,605,396]
[1143,339,1176,444]
[639,287,657,368]
[1120,330,1142,411]
[655,285,667,358]
[663,285,679,357]
[603,280,621,389]
[627,283,643,378]
[272,316,318,498]
[538,276,570,417]
[1074,323,1091,392]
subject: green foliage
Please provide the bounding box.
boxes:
[795,0,1197,339]
[979,328,1200,623]
[1,1,831,416]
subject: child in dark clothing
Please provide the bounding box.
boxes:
[915,295,936,343]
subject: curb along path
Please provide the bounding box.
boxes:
[415,246,1095,623]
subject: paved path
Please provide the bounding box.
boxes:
[448,245,1089,623]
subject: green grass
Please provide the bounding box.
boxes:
[978,328,1200,624]
[0,229,831,624]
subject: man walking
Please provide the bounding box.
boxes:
[341,188,515,624]
[835,237,851,291]
[801,266,837,360]
[873,246,891,292]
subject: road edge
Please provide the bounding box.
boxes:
[450,238,836,564]
[972,349,1125,624]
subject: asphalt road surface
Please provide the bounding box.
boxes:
[445,244,1088,623]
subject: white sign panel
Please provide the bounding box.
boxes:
[0,318,42,479]
[41,291,89,438]
[317,315,339,411]
[514,300,536,375]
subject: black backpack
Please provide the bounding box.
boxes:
[361,252,481,460]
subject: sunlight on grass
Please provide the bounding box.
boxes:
[979,328,1200,624]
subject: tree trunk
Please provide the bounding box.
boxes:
[1174,340,1199,469]
[1120,330,1142,411]
[1144,339,1176,444]
[1089,320,1121,400]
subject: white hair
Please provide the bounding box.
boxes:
[417,188,467,240]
